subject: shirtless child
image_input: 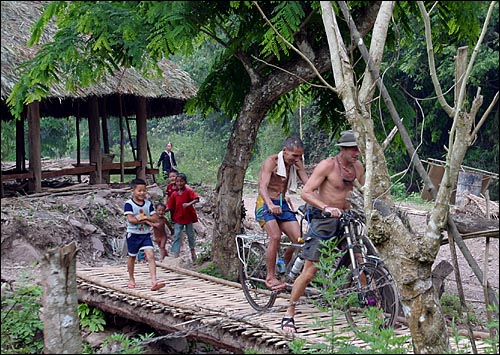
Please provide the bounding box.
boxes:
[149,202,174,261]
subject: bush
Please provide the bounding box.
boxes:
[1,278,44,354]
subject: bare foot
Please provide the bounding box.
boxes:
[265,278,286,291]
[151,282,166,291]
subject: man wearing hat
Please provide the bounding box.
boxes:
[280,130,365,333]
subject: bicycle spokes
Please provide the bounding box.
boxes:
[238,241,277,311]
[340,262,400,329]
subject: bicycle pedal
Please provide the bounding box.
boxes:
[358,291,376,307]
[366,297,376,306]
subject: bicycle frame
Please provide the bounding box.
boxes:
[236,233,302,281]
[236,206,400,328]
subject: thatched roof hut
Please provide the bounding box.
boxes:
[1,1,198,120]
[1,1,198,194]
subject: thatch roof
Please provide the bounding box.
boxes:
[1,1,198,120]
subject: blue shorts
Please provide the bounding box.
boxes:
[255,196,297,228]
[126,233,154,256]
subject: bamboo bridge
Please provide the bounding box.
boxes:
[76,261,491,354]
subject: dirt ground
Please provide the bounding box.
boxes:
[1,180,498,332]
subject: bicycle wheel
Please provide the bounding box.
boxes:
[339,262,399,329]
[239,242,277,311]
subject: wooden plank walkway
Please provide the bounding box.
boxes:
[76,261,491,354]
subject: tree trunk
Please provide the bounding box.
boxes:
[212,91,265,279]
[40,242,82,354]
[212,48,333,280]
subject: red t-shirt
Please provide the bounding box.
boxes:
[165,183,178,199]
[167,188,199,225]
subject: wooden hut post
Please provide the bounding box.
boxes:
[99,97,110,154]
[135,97,148,180]
[15,114,25,171]
[88,96,102,184]
[27,101,42,193]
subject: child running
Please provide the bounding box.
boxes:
[167,173,200,261]
[123,178,166,291]
[150,202,174,261]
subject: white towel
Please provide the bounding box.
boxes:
[277,151,298,193]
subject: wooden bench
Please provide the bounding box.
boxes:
[2,161,158,182]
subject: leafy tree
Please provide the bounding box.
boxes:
[40,117,74,158]
[6,2,498,352]
[7,0,357,277]
[317,1,498,352]
[1,120,17,161]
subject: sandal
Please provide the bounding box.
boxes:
[281,317,296,333]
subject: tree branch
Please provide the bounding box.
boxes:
[417,1,454,116]
[253,1,337,94]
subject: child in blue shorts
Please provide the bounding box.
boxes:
[123,178,166,291]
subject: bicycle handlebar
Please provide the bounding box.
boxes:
[321,209,353,220]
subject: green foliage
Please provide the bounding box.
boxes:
[83,332,154,354]
[1,120,17,161]
[40,117,74,158]
[390,181,430,204]
[147,114,229,186]
[4,0,498,203]
[246,122,289,181]
[483,303,500,353]
[1,278,44,354]
[286,239,411,353]
[197,262,225,280]
[352,308,411,353]
[78,303,106,332]
[260,1,305,59]
[439,294,479,326]
[88,205,109,226]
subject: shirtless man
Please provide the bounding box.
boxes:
[281,130,365,333]
[255,136,309,291]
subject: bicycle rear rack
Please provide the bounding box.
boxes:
[235,234,267,266]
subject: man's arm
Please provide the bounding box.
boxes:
[257,157,275,207]
[157,152,164,167]
[295,159,309,185]
[355,161,365,186]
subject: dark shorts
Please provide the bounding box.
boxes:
[126,233,154,256]
[255,196,297,228]
[301,217,341,262]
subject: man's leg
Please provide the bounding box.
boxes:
[279,220,302,264]
[263,220,285,290]
[282,260,318,333]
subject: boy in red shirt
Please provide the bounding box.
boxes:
[164,170,179,208]
[167,173,200,261]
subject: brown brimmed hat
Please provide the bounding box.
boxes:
[335,130,358,147]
